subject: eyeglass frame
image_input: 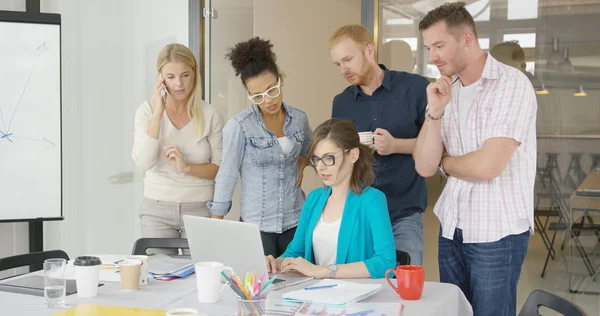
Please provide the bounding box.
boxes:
[309,149,351,167]
[247,77,281,105]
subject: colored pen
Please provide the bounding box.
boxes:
[304,284,338,290]
[235,275,244,290]
[247,282,255,299]
[347,309,375,316]
[260,274,278,292]
[259,272,266,284]
[220,271,232,283]
[256,279,262,299]
[229,283,247,299]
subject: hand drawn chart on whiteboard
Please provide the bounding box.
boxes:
[0,11,62,221]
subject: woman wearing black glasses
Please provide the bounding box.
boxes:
[207,37,312,257]
[265,119,396,279]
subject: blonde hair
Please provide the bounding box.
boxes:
[329,25,374,49]
[157,43,204,136]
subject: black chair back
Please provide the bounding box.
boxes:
[396,250,411,266]
[131,238,189,255]
[0,250,69,275]
[518,289,587,316]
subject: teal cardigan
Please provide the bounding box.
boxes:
[281,186,396,278]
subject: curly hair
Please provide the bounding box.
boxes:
[225,37,281,85]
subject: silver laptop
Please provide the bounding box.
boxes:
[182,215,314,290]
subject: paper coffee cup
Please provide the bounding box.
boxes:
[118,259,142,291]
[73,256,102,298]
[125,255,149,286]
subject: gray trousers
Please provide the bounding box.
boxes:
[139,197,210,254]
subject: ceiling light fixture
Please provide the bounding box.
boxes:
[573,86,587,97]
[547,38,563,67]
[536,83,550,95]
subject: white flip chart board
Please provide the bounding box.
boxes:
[0,11,62,221]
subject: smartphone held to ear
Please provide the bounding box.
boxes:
[159,73,167,104]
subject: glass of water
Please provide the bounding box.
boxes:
[44,258,67,308]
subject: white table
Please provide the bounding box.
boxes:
[169,279,473,316]
[0,257,472,316]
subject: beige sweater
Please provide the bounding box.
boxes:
[132,101,223,203]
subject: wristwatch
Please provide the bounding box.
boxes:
[328,264,338,279]
[439,155,450,178]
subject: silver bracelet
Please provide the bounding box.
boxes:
[426,110,445,120]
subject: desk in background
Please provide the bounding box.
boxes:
[569,169,600,294]
[537,133,600,176]
[536,133,600,207]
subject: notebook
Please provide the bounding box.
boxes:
[147,254,195,281]
[293,302,403,316]
[282,279,382,307]
[52,304,165,316]
[0,275,102,297]
[147,254,193,276]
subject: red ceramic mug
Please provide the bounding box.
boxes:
[385,265,425,300]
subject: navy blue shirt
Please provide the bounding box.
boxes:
[332,65,429,222]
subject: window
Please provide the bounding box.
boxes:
[386,18,413,25]
[479,38,490,50]
[466,0,491,21]
[384,37,418,51]
[507,0,538,20]
[525,61,535,75]
[503,33,536,48]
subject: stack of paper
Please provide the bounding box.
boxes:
[293,302,403,316]
[147,254,194,281]
[52,304,165,316]
[282,279,382,307]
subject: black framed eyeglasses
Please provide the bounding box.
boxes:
[309,149,350,167]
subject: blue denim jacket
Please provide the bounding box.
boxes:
[207,103,312,233]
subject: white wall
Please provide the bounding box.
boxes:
[34,0,189,259]
[0,0,24,11]
[0,0,29,279]
[254,0,362,191]
[204,0,254,221]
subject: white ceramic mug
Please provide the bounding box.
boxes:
[194,262,234,303]
[125,255,149,286]
[358,131,374,145]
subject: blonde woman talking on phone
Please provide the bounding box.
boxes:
[132,43,224,245]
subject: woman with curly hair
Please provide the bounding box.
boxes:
[207,37,312,257]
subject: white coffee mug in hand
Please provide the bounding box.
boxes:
[194,262,234,303]
[125,255,149,285]
[73,256,102,298]
[358,131,374,145]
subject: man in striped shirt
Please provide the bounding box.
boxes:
[413,3,537,316]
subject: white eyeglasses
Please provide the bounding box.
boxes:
[248,77,281,105]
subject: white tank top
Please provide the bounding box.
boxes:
[278,137,293,157]
[312,215,341,266]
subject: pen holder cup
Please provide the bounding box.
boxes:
[236,298,266,316]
